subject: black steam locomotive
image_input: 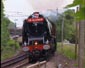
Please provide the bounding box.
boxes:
[22,12,57,61]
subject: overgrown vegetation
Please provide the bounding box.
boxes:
[1,0,20,61]
[57,42,76,59]
[1,39,20,61]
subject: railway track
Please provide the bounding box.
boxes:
[1,53,28,68]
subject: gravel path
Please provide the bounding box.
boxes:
[40,52,78,68]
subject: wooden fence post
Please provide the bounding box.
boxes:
[78,20,85,68]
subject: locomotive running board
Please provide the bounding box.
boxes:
[26,61,47,68]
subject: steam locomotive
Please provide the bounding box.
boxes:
[22,12,57,61]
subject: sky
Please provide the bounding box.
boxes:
[3,0,74,28]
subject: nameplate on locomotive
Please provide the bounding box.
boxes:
[27,18,44,22]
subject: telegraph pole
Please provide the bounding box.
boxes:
[61,15,64,53]
[75,7,79,60]
[14,19,17,35]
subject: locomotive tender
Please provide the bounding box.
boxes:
[22,12,57,61]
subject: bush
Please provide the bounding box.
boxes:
[7,39,20,50]
[1,39,20,61]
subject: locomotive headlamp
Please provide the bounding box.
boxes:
[22,47,29,51]
[43,45,50,50]
[35,41,38,45]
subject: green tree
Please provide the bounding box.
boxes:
[56,10,76,43]
[64,10,76,43]
[1,0,20,61]
[66,0,85,20]
[1,0,10,46]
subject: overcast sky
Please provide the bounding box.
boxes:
[3,0,74,28]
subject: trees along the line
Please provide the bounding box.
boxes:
[66,0,85,68]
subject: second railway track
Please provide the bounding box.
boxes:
[1,53,28,68]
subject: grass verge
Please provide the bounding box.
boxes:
[57,42,77,59]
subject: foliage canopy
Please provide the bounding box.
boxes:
[66,0,85,20]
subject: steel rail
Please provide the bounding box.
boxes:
[1,53,27,68]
